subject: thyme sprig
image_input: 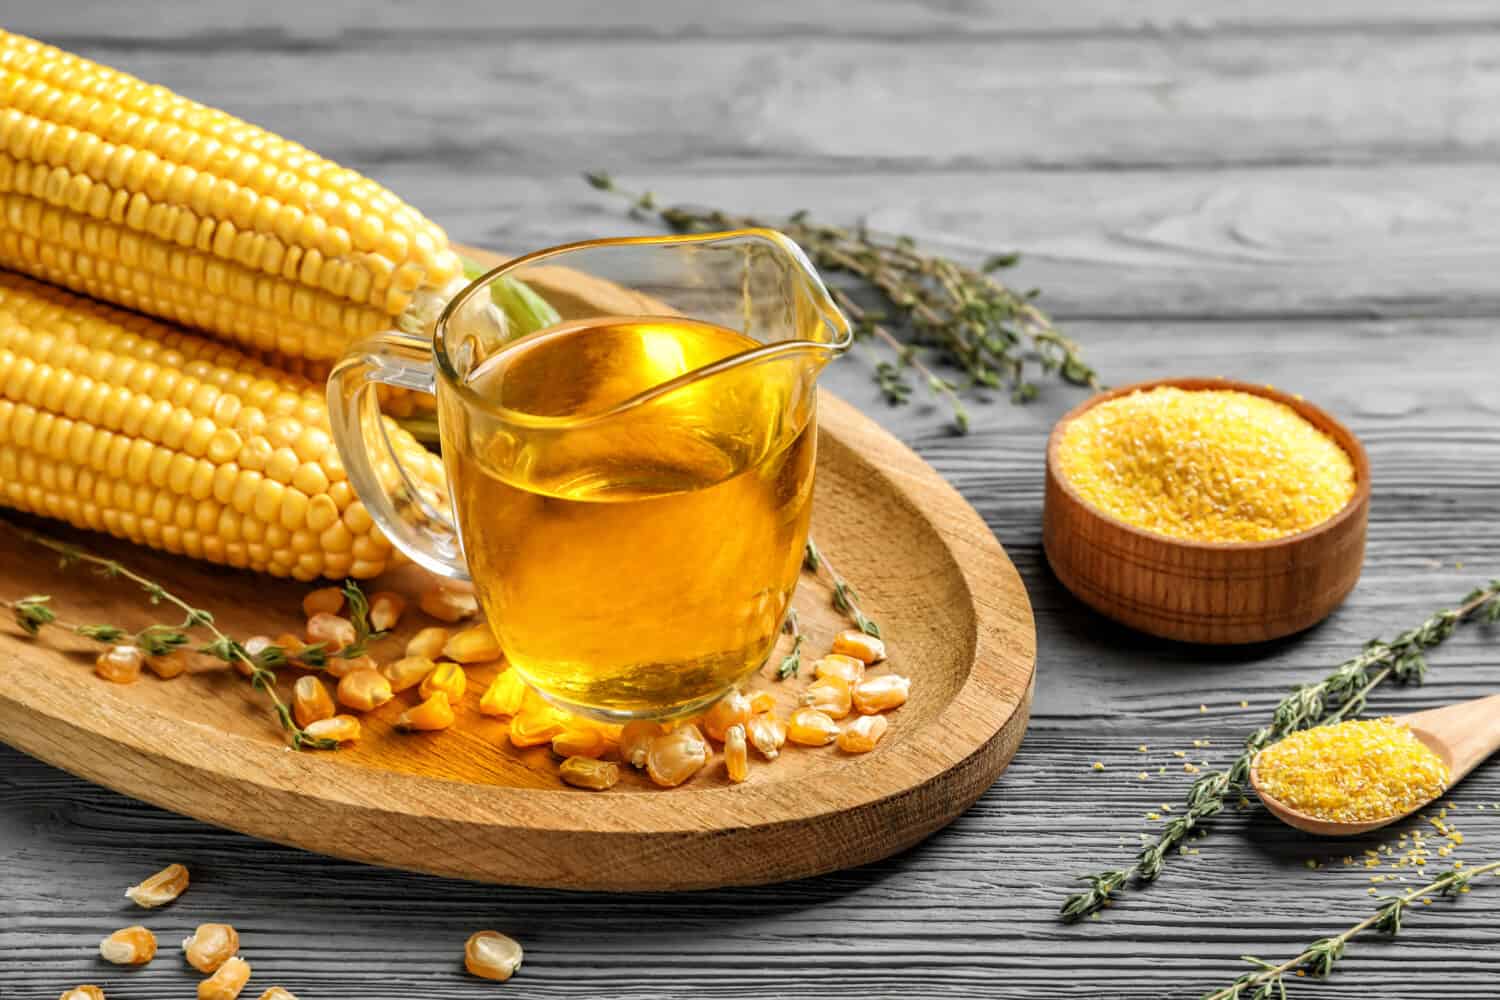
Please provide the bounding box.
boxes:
[1203,860,1500,999]
[0,520,386,750]
[777,608,806,681]
[585,172,1100,433]
[804,539,881,638]
[1062,579,1500,922]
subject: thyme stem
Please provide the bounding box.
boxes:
[585,171,1100,433]
[1202,860,1500,999]
[1062,579,1500,922]
[804,539,881,638]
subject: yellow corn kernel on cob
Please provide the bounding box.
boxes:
[0,271,445,579]
[0,29,464,363]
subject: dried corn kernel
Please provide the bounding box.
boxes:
[444,624,501,663]
[801,677,852,719]
[838,713,889,753]
[398,691,455,731]
[479,668,528,717]
[199,955,251,1000]
[724,724,749,783]
[304,714,360,743]
[420,661,467,701]
[292,675,335,727]
[619,720,666,768]
[852,674,910,714]
[380,655,432,693]
[58,988,105,1000]
[787,708,840,746]
[99,925,156,965]
[832,629,886,664]
[306,612,356,651]
[553,728,608,758]
[95,645,143,683]
[747,714,787,759]
[560,755,620,790]
[647,724,709,787]
[406,626,450,660]
[510,709,566,747]
[270,634,309,668]
[125,862,188,908]
[813,654,865,686]
[324,652,375,679]
[301,586,344,618]
[238,636,272,676]
[182,923,239,974]
[748,690,776,715]
[368,591,406,632]
[336,668,394,712]
[257,990,299,1000]
[146,650,189,679]
[1254,718,1449,822]
[703,689,752,742]
[420,584,478,622]
[465,930,523,981]
[1056,386,1356,543]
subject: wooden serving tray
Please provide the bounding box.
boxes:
[0,278,1035,890]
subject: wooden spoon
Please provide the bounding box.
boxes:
[1250,694,1500,836]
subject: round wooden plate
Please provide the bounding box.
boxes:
[0,390,1034,890]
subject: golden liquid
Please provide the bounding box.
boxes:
[446,315,817,719]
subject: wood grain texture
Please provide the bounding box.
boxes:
[1044,377,1370,643]
[0,389,1036,891]
[2,2,1500,998]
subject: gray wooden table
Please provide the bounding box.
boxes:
[4,3,1500,997]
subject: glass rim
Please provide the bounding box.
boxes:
[431,228,852,430]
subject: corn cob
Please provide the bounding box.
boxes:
[0,270,446,580]
[0,29,464,363]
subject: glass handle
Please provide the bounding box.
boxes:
[326,331,470,581]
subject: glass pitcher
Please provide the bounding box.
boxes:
[327,230,851,720]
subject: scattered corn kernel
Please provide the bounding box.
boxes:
[831,628,886,664]
[304,714,361,744]
[646,724,710,786]
[813,654,865,686]
[852,674,910,715]
[95,645,143,684]
[420,661,467,702]
[1056,386,1356,542]
[619,720,667,768]
[747,714,787,760]
[381,656,433,693]
[801,677,853,719]
[336,668,394,712]
[398,691,455,731]
[146,650,190,679]
[257,990,299,1000]
[787,707,840,746]
[99,925,156,965]
[559,755,619,790]
[268,634,308,669]
[368,591,406,632]
[58,988,105,1000]
[420,584,478,622]
[444,624,501,663]
[306,612,356,651]
[838,713,889,753]
[479,669,528,717]
[724,724,749,782]
[465,930,523,981]
[198,955,251,1000]
[405,626,450,660]
[1254,718,1449,822]
[301,586,344,618]
[703,689,752,742]
[510,709,567,748]
[291,675,335,727]
[748,690,776,715]
[324,652,375,679]
[183,923,239,974]
[553,728,608,758]
[125,862,189,909]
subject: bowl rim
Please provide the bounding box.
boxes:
[1045,375,1372,552]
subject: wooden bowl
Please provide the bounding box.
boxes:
[1043,376,1370,645]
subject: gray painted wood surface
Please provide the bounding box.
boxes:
[3,3,1499,997]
